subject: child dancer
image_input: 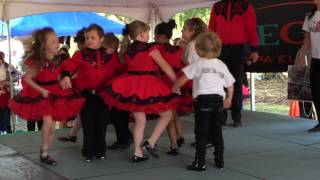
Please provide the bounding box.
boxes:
[103,33,133,150]
[100,20,179,163]
[181,17,215,148]
[59,28,86,142]
[154,20,192,155]
[9,27,84,165]
[60,24,125,162]
[172,32,235,171]
[182,17,208,65]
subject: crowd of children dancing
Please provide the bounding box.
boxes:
[8,17,235,171]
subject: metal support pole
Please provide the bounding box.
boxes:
[4,3,16,132]
[250,72,256,111]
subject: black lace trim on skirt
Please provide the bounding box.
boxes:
[127,71,159,76]
[105,85,179,105]
[13,93,81,104]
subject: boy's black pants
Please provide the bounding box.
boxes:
[81,91,109,158]
[108,108,133,144]
[194,95,224,160]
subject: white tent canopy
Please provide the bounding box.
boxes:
[1,0,216,132]
[1,0,215,23]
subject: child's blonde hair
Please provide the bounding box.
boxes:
[195,32,222,59]
[184,18,208,40]
[119,20,150,62]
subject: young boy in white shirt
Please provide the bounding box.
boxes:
[172,32,235,171]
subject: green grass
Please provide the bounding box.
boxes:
[244,102,289,115]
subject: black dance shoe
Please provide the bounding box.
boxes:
[83,156,93,163]
[166,146,179,156]
[142,141,159,158]
[131,155,149,163]
[58,135,77,143]
[308,124,320,132]
[40,155,57,166]
[186,161,206,171]
[107,141,122,150]
[177,137,185,147]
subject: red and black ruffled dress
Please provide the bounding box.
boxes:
[9,59,85,121]
[158,43,193,112]
[100,41,179,113]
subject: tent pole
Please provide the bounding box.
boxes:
[250,72,256,111]
[148,4,163,42]
[148,4,156,42]
[4,4,16,133]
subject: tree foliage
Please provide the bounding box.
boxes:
[172,7,211,39]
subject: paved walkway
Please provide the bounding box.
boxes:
[1,110,320,180]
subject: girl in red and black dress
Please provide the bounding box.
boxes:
[154,20,193,155]
[100,20,179,163]
[9,28,84,165]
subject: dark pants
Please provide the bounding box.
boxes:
[310,58,320,122]
[27,120,43,131]
[108,108,133,144]
[81,91,109,158]
[219,44,244,123]
[0,107,10,132]
[194,95,224,160]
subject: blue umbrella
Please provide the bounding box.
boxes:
[0,12,124,37]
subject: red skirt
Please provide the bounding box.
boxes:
[162,71,194,113]
[100,73,179,113]
[9,83,84,121]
